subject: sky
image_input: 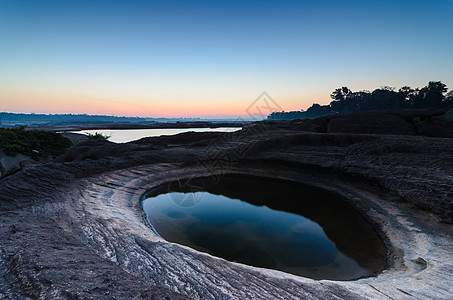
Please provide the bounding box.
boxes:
[0,0,452,118]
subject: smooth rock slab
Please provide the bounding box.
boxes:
[0,129,452,299]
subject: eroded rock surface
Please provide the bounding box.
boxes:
[1,115,452,299]
[0,149,39,179]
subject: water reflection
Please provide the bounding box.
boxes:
[142,175,387,280]
[74,127,241,143]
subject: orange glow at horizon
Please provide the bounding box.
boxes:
[0,89,323,118]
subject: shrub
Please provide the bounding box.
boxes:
[0,127,72,157]
[86,132,110,140]
[412,117,426,126]
[441,109,453,121]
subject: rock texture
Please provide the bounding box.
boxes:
[261,109,453,138]
[0,149,38,179]
[0,112,452,299]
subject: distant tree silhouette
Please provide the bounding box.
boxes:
[267,110,305,120]
[330,89,371,113]
[398,86,416,104]
[305,103,333,117]
[330,87,352,102]
[268,81,452,120]
[445,90,453,107]
[411,81,448,108]
[379,86,396,91]
[360,88,403,110]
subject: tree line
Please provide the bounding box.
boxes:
[268,81,453,120]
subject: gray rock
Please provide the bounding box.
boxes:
[0,118,452,299]
[0,149,37,178]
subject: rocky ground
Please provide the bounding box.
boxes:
[0,110,452,299]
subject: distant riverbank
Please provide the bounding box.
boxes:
[32,121,247,132]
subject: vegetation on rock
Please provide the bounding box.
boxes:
[441,109,453,121]
[0,127,72,157]
[86,132,110,140]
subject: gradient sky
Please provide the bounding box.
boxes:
[0,0,452,117]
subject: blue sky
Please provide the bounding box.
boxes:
[0,0,452,117]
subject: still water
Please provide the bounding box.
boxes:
[74,127,241,143]
[142,175,387,280]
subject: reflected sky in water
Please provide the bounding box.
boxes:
[74,127,241,143]
[143,177,386,280]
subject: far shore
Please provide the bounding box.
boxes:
[30,120,247,132]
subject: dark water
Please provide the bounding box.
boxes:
[142,175,387,280]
